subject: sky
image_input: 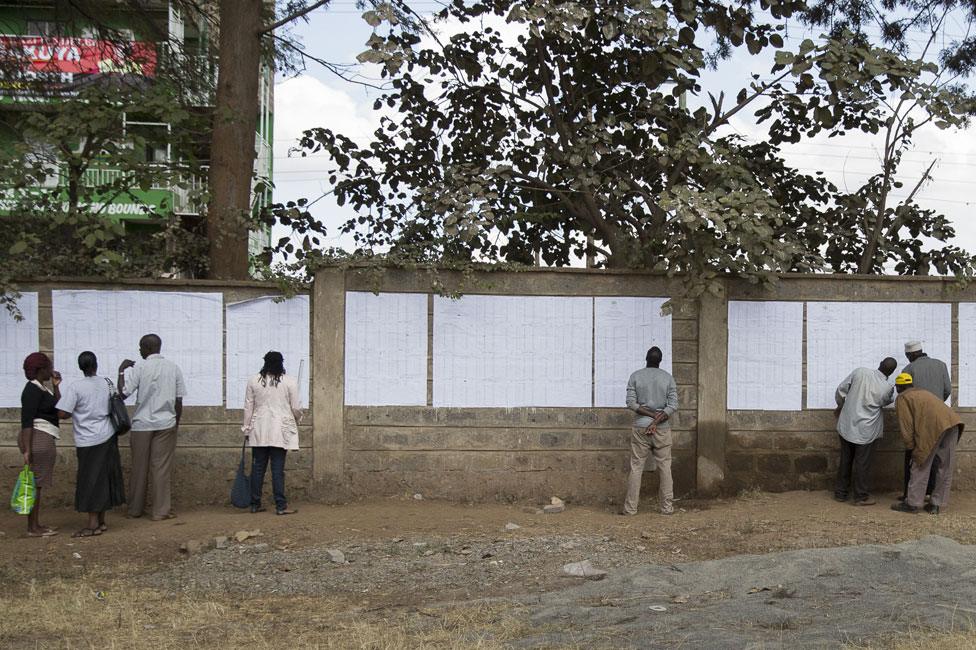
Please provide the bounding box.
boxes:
[271,4,976,265]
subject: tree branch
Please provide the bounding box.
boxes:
[272,34,388,90]
[260,0,331,35]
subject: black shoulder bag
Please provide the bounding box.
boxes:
[105,378,131,436]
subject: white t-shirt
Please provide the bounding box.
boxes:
[56,376,115,448]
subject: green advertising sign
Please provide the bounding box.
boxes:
[0,186,175,220]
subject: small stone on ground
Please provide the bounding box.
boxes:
[561,560,607,580]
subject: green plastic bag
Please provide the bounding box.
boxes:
[10,464,35,515]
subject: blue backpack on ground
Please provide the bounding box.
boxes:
[230,439,250,508]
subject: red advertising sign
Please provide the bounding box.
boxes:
[0,36,156,96]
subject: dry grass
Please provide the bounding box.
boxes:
[3,558,972,650]
[736,485,768,501]
[0,575,539,649]
[846,625,976,650]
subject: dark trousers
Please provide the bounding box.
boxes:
[902,449,939,498]
[250,447,287,511]
[835,436,876,501]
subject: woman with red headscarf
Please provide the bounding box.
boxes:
[18,352,62,537]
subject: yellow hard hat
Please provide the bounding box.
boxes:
[895,373,913,386]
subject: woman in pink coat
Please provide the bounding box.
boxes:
[242,351,302,515]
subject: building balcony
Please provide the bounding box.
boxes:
[78,164,208,217]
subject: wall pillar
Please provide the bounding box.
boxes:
[312,268,346,488]
[696,284,729,495]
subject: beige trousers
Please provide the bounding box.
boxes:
[128,426,177,518]
[624,426,673,515]
[906,425,958,509]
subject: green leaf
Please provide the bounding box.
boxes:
[362,10,382,27]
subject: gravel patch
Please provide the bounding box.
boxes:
[140,532,656,603]
[519,535,976,648]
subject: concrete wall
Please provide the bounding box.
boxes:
[313,268,699,504]
[0,279,313,508]
[7,271,976,509]
[725,276,976,494]
[313,269,976,504]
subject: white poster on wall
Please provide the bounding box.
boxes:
[344,292,428,406]
[958,303,976,406]
[433,295,592,407]
[593,296,671,408]
[0,293,39,408]
[806,301,951,409]
[225,296,310,409]
[727,301,803,410]
[52,290,224,406]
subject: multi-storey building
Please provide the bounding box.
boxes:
[0,0,273,264]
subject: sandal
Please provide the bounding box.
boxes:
[71,528,102,538]
[97,524,108,533]
[275,508,297,516]
[27,529,59,537]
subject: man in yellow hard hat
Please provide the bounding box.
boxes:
[891,373,964,515]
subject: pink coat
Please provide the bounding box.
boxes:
[241,374,303,450]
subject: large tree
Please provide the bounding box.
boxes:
[286,0,974,292]
[792,1,976,273]
[205,0,267,280]
[206,0,421,280]
[799,0,976,75]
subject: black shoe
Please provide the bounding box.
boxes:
[250,505,266,513]
[897,495,907,502]
[924,503,940,515]
[833,494,848,503]
[891,502,919,514]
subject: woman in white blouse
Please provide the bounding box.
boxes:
[242,351,302,515]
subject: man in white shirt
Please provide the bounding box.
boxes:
[834,357,897,506]
[118,334,185,521]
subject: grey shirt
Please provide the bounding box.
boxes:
[902,355,951,401]
[835,367,895,445]
[626,367,678,429]
[123,354,186,431]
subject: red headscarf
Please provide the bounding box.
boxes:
[23,352,51,381]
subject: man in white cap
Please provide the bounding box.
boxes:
[900,340,951,501]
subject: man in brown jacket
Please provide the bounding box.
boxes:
[891,373,964,515]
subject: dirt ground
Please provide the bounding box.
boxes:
[3,489,976,648]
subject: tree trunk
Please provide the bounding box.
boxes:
[206,0,263,280]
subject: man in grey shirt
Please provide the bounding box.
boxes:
[118,334,185,521]
[834,357,897,505]
[622,346,678,516]
[900,340,952,501]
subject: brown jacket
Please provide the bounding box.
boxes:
[896,388,963,465]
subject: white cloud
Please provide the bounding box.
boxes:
[272,75,381,252]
